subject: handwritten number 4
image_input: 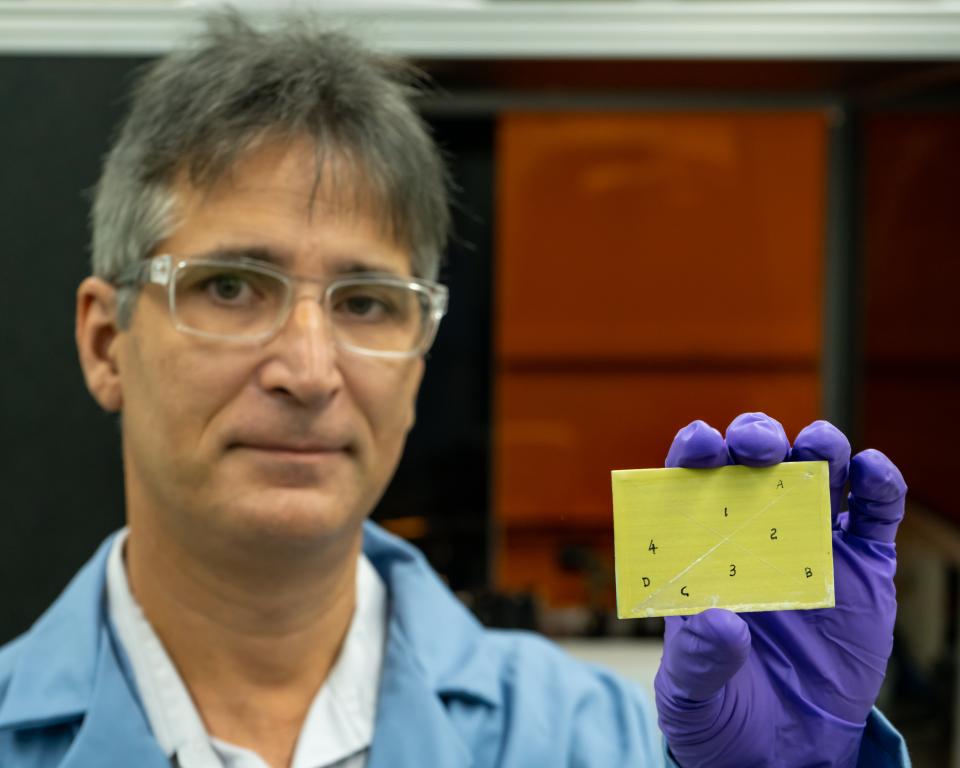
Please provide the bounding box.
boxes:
[648,539,657,554]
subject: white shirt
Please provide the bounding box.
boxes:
[105,529,388,768]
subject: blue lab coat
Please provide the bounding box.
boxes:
[0,523,910,767]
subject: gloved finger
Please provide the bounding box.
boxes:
[725,412,790,467]
[665,420,728,469]
[790,420,851,526]
[657,609,751,702]
[846,449,906,543]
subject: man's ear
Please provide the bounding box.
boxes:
[75,277,124,413]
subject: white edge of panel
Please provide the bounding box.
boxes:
[1,1,960,58]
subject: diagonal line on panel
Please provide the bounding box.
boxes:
[635,483,805,608]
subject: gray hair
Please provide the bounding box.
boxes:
[91,9,450,326]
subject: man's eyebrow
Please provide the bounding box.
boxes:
[198,246,292,267]
[192,247,407,277]
[330,259,407,277]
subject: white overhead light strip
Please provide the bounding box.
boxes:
[1,1,959,58]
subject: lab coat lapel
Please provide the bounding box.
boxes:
[367,619,473,768]
[58,624,169,768]
[363,522,508,768]
[0,536,116,732]
[0,531,168,767]
[362,522,501,705]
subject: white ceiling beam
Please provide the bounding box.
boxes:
[1,1,959,59]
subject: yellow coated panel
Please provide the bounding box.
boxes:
[612,461,834,618]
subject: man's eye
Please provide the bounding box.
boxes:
[343,294,384,316]
[332,285,403,321]
[213,275,243,298]
[202,273,254,303]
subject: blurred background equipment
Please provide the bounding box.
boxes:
[1,3,958,765]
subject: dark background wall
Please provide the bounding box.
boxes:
[0,56,493,644]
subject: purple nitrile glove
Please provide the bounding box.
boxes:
[654,412,906,768]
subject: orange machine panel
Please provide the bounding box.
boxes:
[863,376,957,516]
[496,525,617,610]
[495,370,821,604]
[496,370,820,525]
[863,114,960,364]
[496,112,828,363]
[862,113,960,524]
[493,111,828,607]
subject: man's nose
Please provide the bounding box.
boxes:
[259,295,343,405]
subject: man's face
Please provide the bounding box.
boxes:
[113,139,424,550]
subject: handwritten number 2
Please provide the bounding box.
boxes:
[770,528,778,540]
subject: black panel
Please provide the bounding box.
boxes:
[0,56,148,644]
[0,57,493,643]
[371,116,494,590]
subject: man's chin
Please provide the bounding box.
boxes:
[232,445,351,488]
[213,486,364,550]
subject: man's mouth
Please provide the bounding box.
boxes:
[228,438,353,459]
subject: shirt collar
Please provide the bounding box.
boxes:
[291,553,387,767]
[105,529,215,762]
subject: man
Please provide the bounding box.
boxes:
[0,10,909,768]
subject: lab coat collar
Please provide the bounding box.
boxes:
[0,531,168,766]
[0,534,116,730]
[367,617,475,768]
[362,521,502,709]
[363,522,499,768]
[57,625,169,768]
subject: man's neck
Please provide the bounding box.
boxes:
[125,515,362,767]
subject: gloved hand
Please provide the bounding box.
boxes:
[654,412,906,768]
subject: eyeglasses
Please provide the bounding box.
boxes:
[113,254,448,358]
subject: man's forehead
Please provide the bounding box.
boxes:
[164,139,411,273]
[177,136,398,224]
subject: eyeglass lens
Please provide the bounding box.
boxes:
[172,262,430,352]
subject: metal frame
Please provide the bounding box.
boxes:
[821,104,861,441]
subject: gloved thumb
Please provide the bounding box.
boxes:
[656,609,751,702]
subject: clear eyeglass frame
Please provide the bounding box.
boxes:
[112,253,449,359]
